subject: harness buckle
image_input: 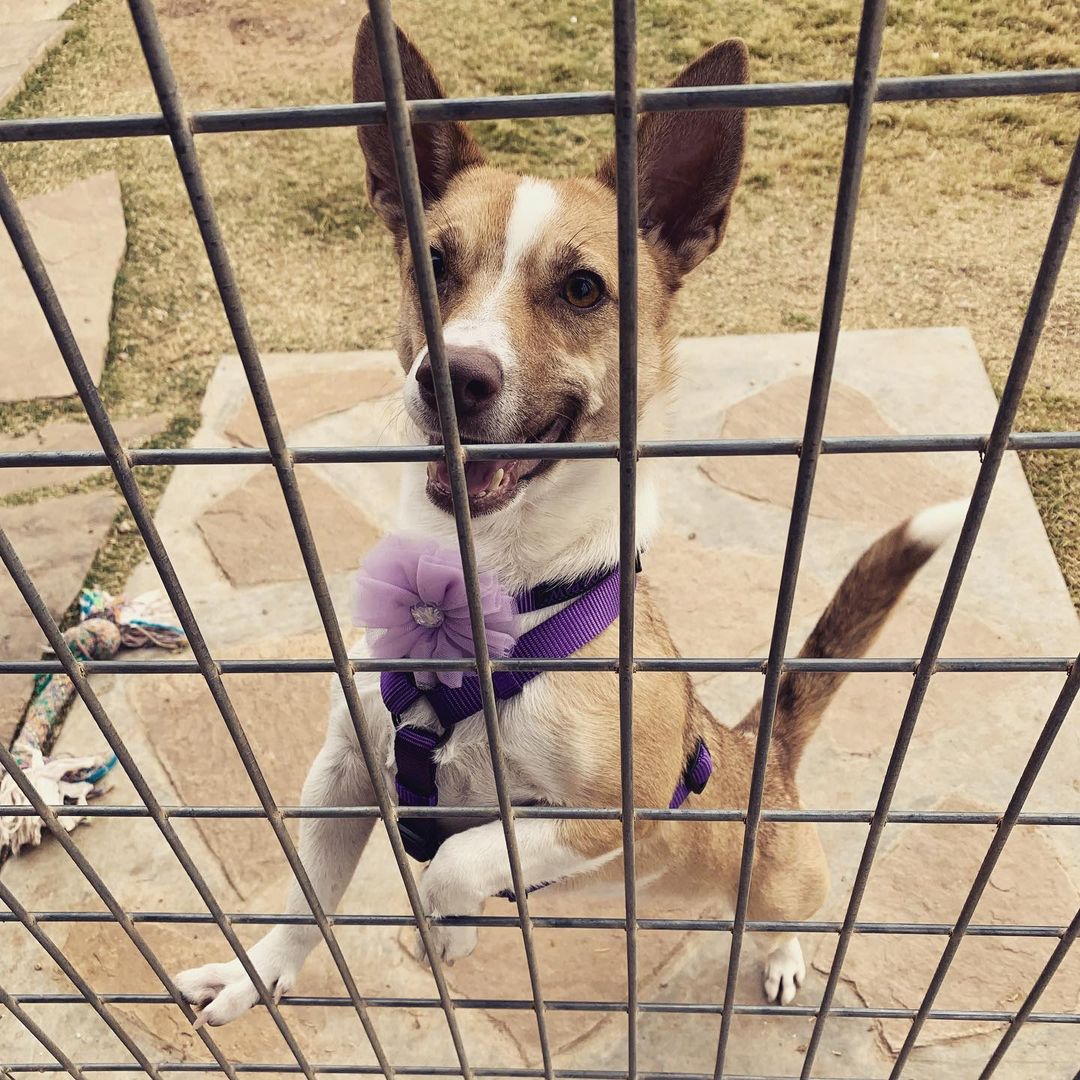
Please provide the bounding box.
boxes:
[397,819,443,864]
[685,737,712,795]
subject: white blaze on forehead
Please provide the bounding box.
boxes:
[502,177,560,274]
[438,177,561,376]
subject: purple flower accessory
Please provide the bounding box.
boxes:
[352,535,517,689]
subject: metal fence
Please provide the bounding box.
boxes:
[0,0,1078,1077]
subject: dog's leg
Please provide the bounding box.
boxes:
[746,822,827,1006]
[411,818,621,965]
[174,731,376,1026]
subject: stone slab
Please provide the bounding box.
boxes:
[196,466,381,587]
[0,0,73,18]
[2,330,1077,1078]
[702,375,968,526]
[0,172,126,401]
[224,359,399,447]
[0,19,69,107]
[0,415,165,497]
[0,489,118,746]
[125,632,334,900]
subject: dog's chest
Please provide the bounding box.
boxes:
[352,665,589,808]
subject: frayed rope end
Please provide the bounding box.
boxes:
[0,751,117,857]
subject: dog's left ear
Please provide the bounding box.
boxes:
[353,15,486,237]
[597,40,749,279]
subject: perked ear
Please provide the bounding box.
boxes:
[597,40,749,279]
[353,16,485,237]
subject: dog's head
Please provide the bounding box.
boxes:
[354,18,747,519]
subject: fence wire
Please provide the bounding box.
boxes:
[0,0,1078,1078]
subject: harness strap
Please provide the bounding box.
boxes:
[384,568,622,861]
[669,737,713,809]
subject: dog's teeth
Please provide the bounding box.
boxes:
[492,468,504,489]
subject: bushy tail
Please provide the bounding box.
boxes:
[738,500,966,769]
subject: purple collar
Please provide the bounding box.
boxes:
[381,561,712,875]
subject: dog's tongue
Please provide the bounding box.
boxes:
[464,458,504,495]
[433,458,506,495]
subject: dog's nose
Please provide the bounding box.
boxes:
[416,347,504,419]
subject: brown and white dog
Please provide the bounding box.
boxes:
[175,18,961,1026]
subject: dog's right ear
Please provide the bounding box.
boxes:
[596,39,749,280]
[353,16,485,237]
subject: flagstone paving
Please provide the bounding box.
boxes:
[0,0,73,21]
[0,416,165,498]
[0,17,69,108]
[0,172,126,402]
[1,329,1077,1078]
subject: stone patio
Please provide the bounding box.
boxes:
[1,329,1078,1078]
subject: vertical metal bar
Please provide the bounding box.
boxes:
[888,651,1080,1075]
[711,1,888,1075]
[124,0,471,1071]
[612,1,640,1076]
[799,130,1080,1079]
[0,981,88,1080]
[0,527,300,1080]
[977,904,1080,1079]
[0,881,162,1080]
[362,3,557,1076]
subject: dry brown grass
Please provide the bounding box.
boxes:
[0,0,1077,604]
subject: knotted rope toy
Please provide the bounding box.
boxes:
[352,535,517,688]
[0,587,186,857]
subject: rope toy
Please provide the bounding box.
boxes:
[0,588,186,857]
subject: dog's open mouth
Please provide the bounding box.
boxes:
[425,411,577,516]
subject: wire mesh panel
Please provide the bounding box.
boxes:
[0,0,1078,1078]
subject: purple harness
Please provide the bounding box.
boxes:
[380,561,713,878]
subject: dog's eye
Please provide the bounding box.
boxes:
[562,270,604,309]
[430,247,447,284]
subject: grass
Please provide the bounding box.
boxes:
[0,0,1077,606]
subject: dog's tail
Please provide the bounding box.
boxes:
[738,500,966,769]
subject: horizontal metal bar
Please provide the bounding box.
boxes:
[1,68,1077,143]
[0,1070,827,1080]
[2,804,1076,825]
[0,656,1071,675]
[0,431,1076,470]
[6,991,1077,1024]
[1,910,1069,936]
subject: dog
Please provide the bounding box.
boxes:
[174,16,961,1027]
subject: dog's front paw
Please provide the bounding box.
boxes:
[174,937,299,1028]
[763,936,805,1006]
[409,919,479,968]
[408,858,482,968]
